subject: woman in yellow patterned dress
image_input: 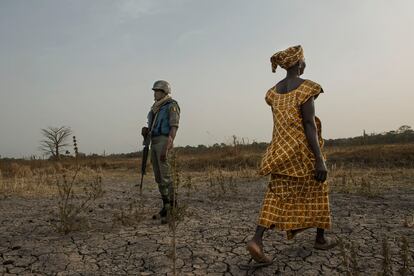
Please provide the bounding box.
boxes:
[246,45,336,265]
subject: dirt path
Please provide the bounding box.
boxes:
[1,176,413,275]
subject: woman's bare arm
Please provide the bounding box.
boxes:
[301,97,327,182]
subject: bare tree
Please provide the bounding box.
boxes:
[40,126,73,160]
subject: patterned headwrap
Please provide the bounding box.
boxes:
[270,45,304,73]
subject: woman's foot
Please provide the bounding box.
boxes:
[314,237,337,250]
[246,239,272,264]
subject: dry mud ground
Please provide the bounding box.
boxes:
[1,173,413,275]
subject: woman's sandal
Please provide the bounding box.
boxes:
[239,258,275,270]
[246,240,273,267]
[314,237,338,250]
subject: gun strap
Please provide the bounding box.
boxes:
[143,109,159,146]
[149,111,159,133]
[145,99,175,146]
[149,99,174,134]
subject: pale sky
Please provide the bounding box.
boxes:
[1,0,413,158]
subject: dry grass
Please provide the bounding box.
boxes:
[325,143,414,167]
[0,159,106,232]
[1,143,413,199]
[48,137,105,234]
[206,168,238,199]
[399,236,411,276]
[0,164,59,196]
[329,165,414,195]
[167,150,188,276]
[52,166,104,234]
[0,163,106,198]
[0,142,412,272]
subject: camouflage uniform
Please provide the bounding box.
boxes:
[145,80,180,223]
[148,102,180,201]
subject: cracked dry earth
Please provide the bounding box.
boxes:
[1,174,414,275]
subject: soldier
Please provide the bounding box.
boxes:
[141,80,180,224]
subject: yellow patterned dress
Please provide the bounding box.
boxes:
[258,79,331,237]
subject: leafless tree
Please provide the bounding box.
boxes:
[40,126,73,160]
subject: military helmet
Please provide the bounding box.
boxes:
[152,80,171,94]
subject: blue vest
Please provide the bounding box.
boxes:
[148,101,177,136]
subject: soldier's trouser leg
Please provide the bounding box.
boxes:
[151,136,174,204]
[150,144,165,219]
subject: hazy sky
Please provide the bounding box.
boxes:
[1,0,413,158]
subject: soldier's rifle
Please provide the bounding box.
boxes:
[140,134,150,196]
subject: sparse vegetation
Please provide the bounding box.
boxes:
[0,130,413,274]
[340,235,412,275]
[380,235,393,276]
[339,238,360,276]
[167,150,188,276]
[207,168,238,199]
[182,174,194,198]
[51,136,104,234]
[399,236,410,276]
[2,138,414,200]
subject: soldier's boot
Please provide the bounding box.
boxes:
[161,197,180,225]
[160,198,171,225]
[152,197,168,220]
[151,207,165,220]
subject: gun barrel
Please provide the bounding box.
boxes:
[139,142,150,194]
[141,146,149,173]
[140,173,144,195]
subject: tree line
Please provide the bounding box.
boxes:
[3,125,412,161]
[324,125,414,147]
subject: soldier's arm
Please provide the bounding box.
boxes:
[167,127,178,148]
[160,103,180,161]
[167,103,180,149]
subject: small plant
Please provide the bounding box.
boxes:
[339,236,413,275]
[339,238,359,276]
[380,235,392,276]
[359,176,379,198]
[207,169,239,199]
[182,174,193,198]
[398,236,410,276]
[349,242,360,276]
[338,238,360,276]
[52,136,104,234]
[339,238,350,272]
[167,150,188,276]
